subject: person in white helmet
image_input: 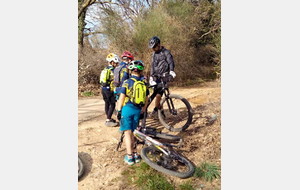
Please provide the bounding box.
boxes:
[101,53,120,127]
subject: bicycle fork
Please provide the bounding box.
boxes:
[163,88,177,115]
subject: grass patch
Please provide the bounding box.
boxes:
[194,161,220,182]
[178,181,194,190]
[122,161,174,190]
[134,162,174,190]
[81,91,94,97]
[122,161,202,190]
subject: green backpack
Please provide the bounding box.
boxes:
[130,78,147,107]
[100,67,113,87]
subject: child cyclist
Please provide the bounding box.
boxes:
[101,53,120,127]
[116,60,149,165]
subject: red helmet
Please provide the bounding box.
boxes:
[121,51,134,61]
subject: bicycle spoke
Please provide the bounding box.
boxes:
[146,149,190,173]
[162,98,191,131]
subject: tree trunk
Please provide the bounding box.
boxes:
[78,0,86,48]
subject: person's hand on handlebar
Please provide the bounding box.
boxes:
[169,71,176,78]
[149,76,157,86]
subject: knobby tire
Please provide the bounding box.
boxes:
[158,94,193,132]
[140,146,194,179]
[78,156,85,179]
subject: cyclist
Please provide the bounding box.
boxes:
[102,53,120,127]
[114,51,134,107]
[148,36,176,118]
[116,60,149,165]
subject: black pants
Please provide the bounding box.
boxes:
[102,90,116,120]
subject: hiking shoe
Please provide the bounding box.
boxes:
[125,155,135,166]
[105,120,118,127]
[133,153,141,163]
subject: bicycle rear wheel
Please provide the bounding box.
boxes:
[158,94,193,132]
[141,146,194,179]
[78,156,85,179]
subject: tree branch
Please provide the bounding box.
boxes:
[84,31,104,37]
[78,0,96,18]
[198,25,220,40]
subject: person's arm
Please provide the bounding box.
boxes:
[117,81,128,111]
[150,53,155,76]
[117,93,125,111]
[165,50,175,72]
[142,96,148,113]
[142,88,150,112]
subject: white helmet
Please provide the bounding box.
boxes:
[106,53,120,63]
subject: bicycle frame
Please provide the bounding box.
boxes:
[141,73,176,126]
[133,129,170,156]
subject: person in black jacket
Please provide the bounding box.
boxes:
[148,36,176,118]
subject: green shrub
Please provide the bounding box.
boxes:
[194,161,220,182]
[81,91,94,97]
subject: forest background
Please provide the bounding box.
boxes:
[78,0,221,95]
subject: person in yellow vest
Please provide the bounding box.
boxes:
[101,53,120,127]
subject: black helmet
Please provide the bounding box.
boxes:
[148,36,160,48]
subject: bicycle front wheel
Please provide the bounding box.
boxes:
[141,146,195,179]
[158,94,193,132]
[78,156,85,179]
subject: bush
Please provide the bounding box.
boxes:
[81,91,94,97]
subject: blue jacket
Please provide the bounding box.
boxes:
[120,75,149,106]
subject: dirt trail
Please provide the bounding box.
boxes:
[78,83,221,190]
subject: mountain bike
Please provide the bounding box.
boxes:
[142,72,193,132]
[78,155,85,179]
[132,126,194,178]
[116,126,194,178]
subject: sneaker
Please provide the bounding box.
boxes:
[149,109,158,119]
[133,153,141,163]
[105,120,118,127]
[125,155,135,166]
[110,119,117,123]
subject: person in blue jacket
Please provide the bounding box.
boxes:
[116,60,149,165]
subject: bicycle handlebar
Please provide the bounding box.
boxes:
[152,72,170,79]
